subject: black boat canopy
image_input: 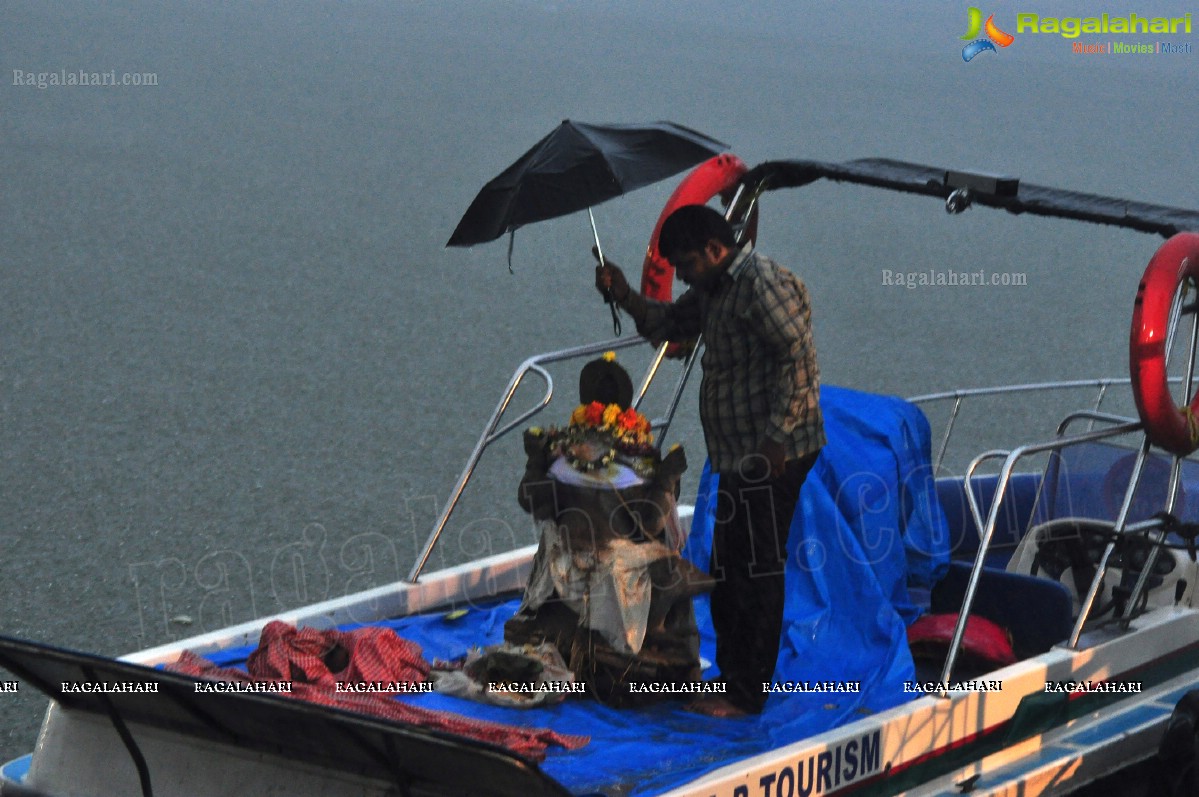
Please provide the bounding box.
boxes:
[741,158,1199,238]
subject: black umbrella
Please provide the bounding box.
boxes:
[446,120,728,331]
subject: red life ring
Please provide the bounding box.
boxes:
[906,612,1016,668]
[639,153,758,303]
[1130,232,1199,456]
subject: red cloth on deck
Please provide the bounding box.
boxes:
[168,620,587,762]
[246,621,430,686]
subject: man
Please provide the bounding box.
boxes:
[595,204,825,717]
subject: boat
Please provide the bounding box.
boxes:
[4,156,1199,797]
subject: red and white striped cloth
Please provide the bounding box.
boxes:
[246,621,430,686]
[168,620,588,761]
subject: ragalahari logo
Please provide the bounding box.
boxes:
[961,7,1015,60]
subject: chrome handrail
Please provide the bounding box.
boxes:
[1055,410,1142,436]
[910,378,1139,474]
[651,339,702,447]
[1118,308,1199,626]
[957,411,1142,565]
[406,335,697,582]
[1080,436,1152,639]
[938,420,1145,693]
[910,377,1193,473]
[907,378,1138,405]
[909,377,1199,689]
[958,412,1155,649]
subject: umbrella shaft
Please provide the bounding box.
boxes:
[589,207,621,335]
[588,207,604,265]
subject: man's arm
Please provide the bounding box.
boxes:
[595,259,702,343]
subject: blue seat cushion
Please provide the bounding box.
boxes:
[930,561,1074,657]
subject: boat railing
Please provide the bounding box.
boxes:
[406,337,700,582]
[412,366,1165,582]
[911,378,1198,691]
[936,416,1151,691]
[908,378,1143,475]
[410,354,1184,681]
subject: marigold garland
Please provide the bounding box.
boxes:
[544,401,656,474]
[570,401,653,447]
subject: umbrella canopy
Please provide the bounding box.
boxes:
[446,120,728,247]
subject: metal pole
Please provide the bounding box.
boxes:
[405,336,654,583]
[933,396,963,475]
[1069,436,1150,646]
[937,421,1144,692]
[405,360,550,583]
[1120,299,1199,624]
[652,337,702,447]
[632,342,668,411]
[589,207,621,335]
[1115,452,1178,629]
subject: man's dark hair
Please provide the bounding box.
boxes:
[658,204,737,259]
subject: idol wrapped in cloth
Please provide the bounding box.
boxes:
[506,353,714,706]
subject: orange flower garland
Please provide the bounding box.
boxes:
[568,402,653,449]
[547,401,656,473]
[537,352,658,474]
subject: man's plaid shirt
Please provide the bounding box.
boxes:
[624,246,825,474]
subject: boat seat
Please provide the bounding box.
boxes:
[930,561,1074,658]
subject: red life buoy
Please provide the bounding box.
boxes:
[1130,232,1199,456]
[639,153,758,303]
[906,613,1016,668]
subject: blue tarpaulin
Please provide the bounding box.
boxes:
[201,386,951,796]
[686,385,949,713]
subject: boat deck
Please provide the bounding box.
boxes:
[183,591,909,796]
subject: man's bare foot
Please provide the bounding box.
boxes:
[684,694,749,718]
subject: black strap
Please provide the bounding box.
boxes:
[608,298,622,336]
[84,664,153,797]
